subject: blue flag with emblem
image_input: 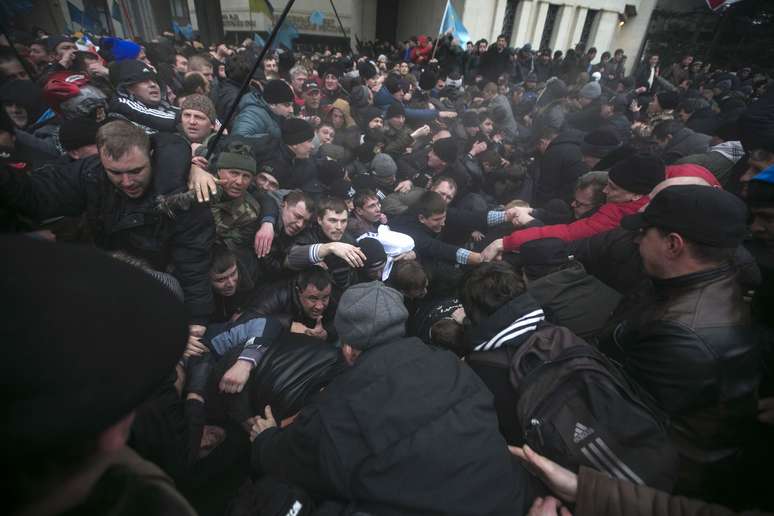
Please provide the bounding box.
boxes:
[439,0,470,46]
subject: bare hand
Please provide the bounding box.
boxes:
[438,111,458,119]
[510,445,578,502]
[219,359,252,394]
[328,242,366,268]
[254,222,274,257]
[249,405,277,441]
[290,321,311,335]
[87,60,109,77]
[470,140,487,156]
[527,496,573,516]
[305,317,328,340]
[481,239,504,262]
[191,155,209,170]
[189,165,219,202]
[451,307,466,324]
[411,125,431,140]
[59,48,76,68]
[394,250,416,261]
[394,180,413,193]
[471,230,484,242]
[184,335,209,358]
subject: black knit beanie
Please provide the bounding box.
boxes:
[432,137,458,164]
[59,117,100,151]
[282,118,315,146]
[263,79,295,105]
[608,154,665,195]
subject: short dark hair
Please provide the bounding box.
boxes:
[389,260,427,293]
[575,171,609,207]
[96,120,150,159]
[316,195,348,218]
[225,51,256,83]
[295,267,332,292]
[283,190,313,210]
[415,191,447,218]
[429,175,457,191]
[210,245,236,275]
[430,319,466,357]
[461,262,526,324]
[652,119,684,141]
[353,189,378,209]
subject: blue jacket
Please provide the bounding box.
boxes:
[372,85,438,123]
[231,91,283,140]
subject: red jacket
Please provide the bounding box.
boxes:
[502,196,650,252]
[411,36,433,64]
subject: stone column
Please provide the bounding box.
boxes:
[571,7,588,48]
[589,10,619,57]
[510,0,534,48]
[549,4,576,52]
[529,1,550,49]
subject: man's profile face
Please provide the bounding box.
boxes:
[356,197,382,223]
[211,263,239,296]
[269,101,294,119]
[264,58,278,74]
[318,209,348,241]
[127,79,161,106]
[55,41,77,59]
[292,72,308,92]
[571,186,597,218]
[255,172,279,192]
[101,145,152,198]
[419,211,446,233]
[298,283,331,319]
[289,139,315,159]
[602,178,636,204]
[427,149,445,169]
[282,200,311,236]
[181,109,213,143]
[175,55,189,73]
[28,44,49,65]
[431,181,456,205]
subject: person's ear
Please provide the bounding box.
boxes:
[665,232,686,258]
[97,412,135,453]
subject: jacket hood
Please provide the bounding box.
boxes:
[466,293,545,352]
[330,98,356,127]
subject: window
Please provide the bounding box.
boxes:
[580,9,599,48]
[540,4,560,50]
[501,0,521,45]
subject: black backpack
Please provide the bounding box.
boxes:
[468,323,679,491]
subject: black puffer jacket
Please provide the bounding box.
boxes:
[252,337,536,514]
[0,133,215,323]
[607,264,761,490]
[659,127,712,164]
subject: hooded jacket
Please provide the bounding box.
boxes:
[660,127,712,164]
[231,90,283,141]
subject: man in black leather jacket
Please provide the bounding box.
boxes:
[0,120,215,327]
[607,185,761,505]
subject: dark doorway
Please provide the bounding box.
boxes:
[375,0,399,44]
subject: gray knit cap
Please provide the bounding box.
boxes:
[335,281,408,350]
[578,81,602,100]
[371,153,397,178]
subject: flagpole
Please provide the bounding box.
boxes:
[430,0,450,61]
[328,0,354,54]
[205,0,297,159]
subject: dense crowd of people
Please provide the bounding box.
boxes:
[2,24,774,516]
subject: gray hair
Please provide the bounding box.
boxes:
[289,65,308,79]
[575,170,609,207]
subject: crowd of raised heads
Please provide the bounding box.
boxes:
[2,25,774,516]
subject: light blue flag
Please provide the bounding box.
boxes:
[253,33,266,47]
[309,10,325,28]
[274,22,299,50]
[439,0,470,46]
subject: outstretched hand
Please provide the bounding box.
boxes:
[509,445,578,503]
[481,239,504,262]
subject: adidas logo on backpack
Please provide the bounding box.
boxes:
[573,422,594,443]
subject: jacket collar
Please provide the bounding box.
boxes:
[467,293,545,352]
[652,262,733,292]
